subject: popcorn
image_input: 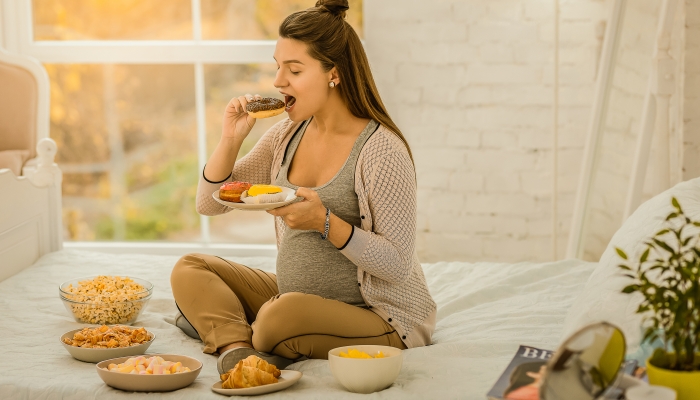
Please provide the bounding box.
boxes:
[106,356,191,375]
[61,276,150,324]
[62,325,152,349]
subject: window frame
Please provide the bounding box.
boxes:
[1,0,300,256]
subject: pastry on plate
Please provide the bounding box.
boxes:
[220,355,280,389]
[240,184,287,204]
[219,181,252,203]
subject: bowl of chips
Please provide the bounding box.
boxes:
[59,276,153,325]
[61,325,155,363]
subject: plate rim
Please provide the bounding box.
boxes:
[211,369,302,395]
[212,187,297,211]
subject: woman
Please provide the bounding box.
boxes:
[170,0,436,374]
[504,363,546,400]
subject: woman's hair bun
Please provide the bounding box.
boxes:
[315,0,349,18]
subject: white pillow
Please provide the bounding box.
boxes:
[562,177,700,352]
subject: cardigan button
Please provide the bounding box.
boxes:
[388,318,392,322]
[361,215,365,219]
[358,282,361,287]
[402,335,406,339]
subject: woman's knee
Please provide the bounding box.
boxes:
[252,292,309,351]
[170,253,208,291]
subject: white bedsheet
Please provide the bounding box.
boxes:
[0,250,595,399]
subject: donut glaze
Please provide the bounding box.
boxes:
[246,98,285,118]
[219,181,252,203]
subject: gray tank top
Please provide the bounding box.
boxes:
[274,119,379,306]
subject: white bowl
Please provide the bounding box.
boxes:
[60,328,155,363]
[96,354,202,392]
[328,345,403,394]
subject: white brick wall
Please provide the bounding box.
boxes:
[364,0,695,263]
[683,0,700,179]
[0,4,4,49]
[365,0,610,262]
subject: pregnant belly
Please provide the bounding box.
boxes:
[276,231,365,306]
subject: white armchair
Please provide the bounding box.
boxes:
[0,46,50,176]
[0,47,61,282]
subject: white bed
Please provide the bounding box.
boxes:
[3,131,699,399]
[0,138,602,399]
[0,249,595,399]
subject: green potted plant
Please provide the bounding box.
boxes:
[617,197,700,400]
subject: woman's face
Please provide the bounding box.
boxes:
[526,365,547,386]
[273,37,334,122]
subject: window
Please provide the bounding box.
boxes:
[6,0,363,244]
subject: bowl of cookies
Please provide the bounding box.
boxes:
[59,275,153,325]
[328,345,403,394]
[96,354,202,392]
[61,325,155,363]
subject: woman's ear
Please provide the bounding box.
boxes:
[329,66,340,86]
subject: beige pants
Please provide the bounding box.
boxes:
[170,253,406,359]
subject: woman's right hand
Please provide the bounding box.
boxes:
[222,93,262,141]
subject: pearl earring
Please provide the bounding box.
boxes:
[329,82,336,88]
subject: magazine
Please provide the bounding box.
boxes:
[487,345,643,400]
[486,345,553,400]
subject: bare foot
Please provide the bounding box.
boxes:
[218,341,252,354]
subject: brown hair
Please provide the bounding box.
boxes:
[279,0,414,163]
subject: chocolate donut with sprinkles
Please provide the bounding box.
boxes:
[245,97,286,119]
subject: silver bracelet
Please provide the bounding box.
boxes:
[320,207,330,240]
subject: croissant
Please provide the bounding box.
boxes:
[242,355,281,378]
[221,360,278,389]
[221,370,235,389]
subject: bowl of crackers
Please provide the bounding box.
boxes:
[61,325,155,363]
[59,275,153,325]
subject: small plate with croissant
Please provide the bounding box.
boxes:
[211,355,302,396]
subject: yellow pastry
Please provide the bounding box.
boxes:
[221,359,278,389]
[247,185,283,197]
[241,355,281,378]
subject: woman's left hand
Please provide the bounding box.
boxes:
[267,187,326,232]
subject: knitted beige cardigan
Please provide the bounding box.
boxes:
[196,118,436,348]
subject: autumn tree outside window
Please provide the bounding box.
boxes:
[2,0,363,249]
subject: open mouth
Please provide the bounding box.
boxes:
[284,95,296,112]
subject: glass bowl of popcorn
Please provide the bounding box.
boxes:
[59,276,154,325]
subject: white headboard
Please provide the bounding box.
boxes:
[0,138,62,282]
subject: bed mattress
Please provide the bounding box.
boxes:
[0,250,595,399]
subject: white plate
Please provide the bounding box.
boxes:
[212,187,298,211]
[211,370,302,396]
